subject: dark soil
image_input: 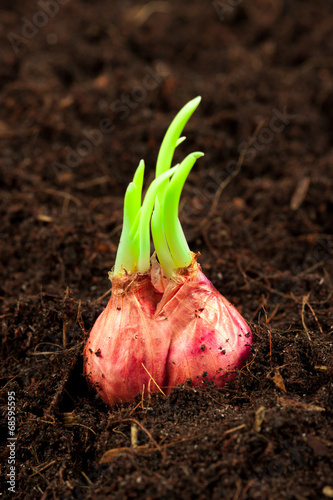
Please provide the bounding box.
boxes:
[1,1,333,499]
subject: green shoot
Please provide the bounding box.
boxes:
[113,97,203,279]
[162,152,204,273]
[155,96,201,207]
[113,162,177,276]
[156,96,201,178]
[113,160,144,275]
[151,173,179,276]
[138,167,177,273]
[152,96,203,277]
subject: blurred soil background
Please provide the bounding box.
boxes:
[0,0,332,498]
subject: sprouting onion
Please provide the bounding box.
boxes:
[84,97,252,406]
[113,96,203,278]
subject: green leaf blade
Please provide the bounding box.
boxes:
[162,152,204,270]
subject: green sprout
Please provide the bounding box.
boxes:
[113,97,204,278]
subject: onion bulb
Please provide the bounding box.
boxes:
[84,97,252,406]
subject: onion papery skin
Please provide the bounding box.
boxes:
[154,255,252,393]
[85,258,252,406]
[84,272,169,407]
